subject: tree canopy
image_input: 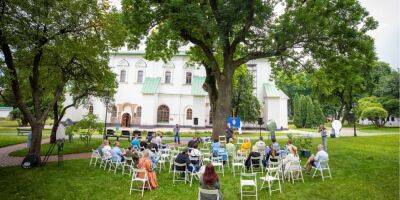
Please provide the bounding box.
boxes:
[122,0,377,137]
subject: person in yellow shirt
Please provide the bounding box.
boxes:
[240,138,251,155]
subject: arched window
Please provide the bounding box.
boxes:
[165,71,171,84]
[185,72,192,84]
[88,105,94,115]
[137,70,144,83]
[134,59,147,68]
[120,70,126,82]
[111,106,117,117]
[136,106,142,117]
[186,108,192,120]
[117,59,129,68]
[157,105,169,123]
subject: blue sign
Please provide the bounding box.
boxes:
[227,116,241,128]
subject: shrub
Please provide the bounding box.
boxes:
[361,107,388,128]
[70,114,103,145]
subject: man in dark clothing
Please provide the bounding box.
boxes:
[226,126,233,143]
[174,148,190,171]
[140,140,148,150]
[187,137,197,149]
[148,142,158,152]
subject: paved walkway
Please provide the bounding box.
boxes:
[0,138,92,167]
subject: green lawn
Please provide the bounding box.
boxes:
[0,135,398,200]
[357,125,400,134]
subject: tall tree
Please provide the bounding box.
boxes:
[122,0,377,138]
[0,0,124,163]
[232,65,260,122]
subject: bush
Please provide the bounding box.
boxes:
[69,114,103,145]
[361,107,388,127]
[293,95,325,128]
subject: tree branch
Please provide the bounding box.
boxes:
[230,0,255,53]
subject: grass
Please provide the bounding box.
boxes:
[0,135,398,200]
[357,125,399,134]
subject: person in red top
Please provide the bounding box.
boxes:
[200,164,223,200]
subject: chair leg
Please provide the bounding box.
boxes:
[321,170,325,181]
[141,181,145,197]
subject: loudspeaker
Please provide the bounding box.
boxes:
[193,117,198,125]
[258,117,264,125]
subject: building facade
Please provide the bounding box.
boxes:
[63,48,289,129]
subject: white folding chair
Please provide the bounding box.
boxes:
[202,152,211,164]
[250,156,264,174]
[198,188,220,200]
[211,156,224,177]
[240,173,258,200]
[130,168,151,197]
[158,153,168,172]
[169,155,177,173]
[173,162,188,184]
[109,156,124,174]
[122,157,134,176]
[99,150,112,170]
[260,167,282,195]
[89,149,101,166]
[232,156,245,176]
[312,160,332,181]
[288,160,304,183]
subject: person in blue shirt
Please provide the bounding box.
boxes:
[111,141,124,162]
[211,139,221,156]
[131,135,140,149]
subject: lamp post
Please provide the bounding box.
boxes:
[103,97,111,139]
[352,102,357,137]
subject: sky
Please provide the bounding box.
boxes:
[359,0,399,69]
[110,0,399,69]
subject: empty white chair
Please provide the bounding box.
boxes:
[312,160,332,181]
[158,153,168,172]
[240,173,258,200]
[232,156,245,176]
[130,168,151,197]
[173,162,188,184]
[287,160,304,183]
[168,155,177,173]
[211,156,224,177]
[260,167,282,195]
[122,157,134,176]
[202,152,211,164]
[89,149,101,166]
[198,187,220,200]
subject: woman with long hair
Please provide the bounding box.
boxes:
[200,164,223,200]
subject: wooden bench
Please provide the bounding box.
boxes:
[17,127,31,136]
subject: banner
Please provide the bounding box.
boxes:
[227,116,241,128]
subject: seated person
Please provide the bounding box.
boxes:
[96,140,109,157]
[271,138,281,154]
[211,139,221,156]
[262,145,271,167]
[101,140,112,159]
[200,164,224,200]
[174,148,191,171]
[111,141,124,162]
[125,146,139,166]
[189,143,202,158]
[282,145,299,174]
[137,150,158,189]
[304,144,329,172]
[225,138,236,158]
[131,135,140,149]
[189,144,202,170]
[254,137,266,153]
[187,137,197,149]
[155,133,163,147]
[140,139,148,150]
[240,138,251,154]
[245,145,262,170]
[148,142,159,152]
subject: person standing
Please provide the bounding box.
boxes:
[173,124,180,145]
[225,125,233,143]
[319,125,327,151]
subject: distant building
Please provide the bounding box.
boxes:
[359,116,400,127]
[0,106,12,118]
[63,47,289,129]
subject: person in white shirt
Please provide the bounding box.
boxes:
[190,143,202,157]
[282,145,300,174]
[304,144,329,172]
[101,140,112,159]
[254,137,266,154]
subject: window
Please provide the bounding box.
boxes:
[157,105,169,123]
[247,64,257,91]
[186,108,192,120]
[111,106,117,117]
[165,71,171,84]
[391,116,395,121]
[185,72,192,84]
[120,70,126,82]
[136,106,142,117]
[209,110,213,124]
[137,70,144,83]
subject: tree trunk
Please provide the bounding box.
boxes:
[212,72,233,139]
[29,122,44,163]
[50,101,59,143]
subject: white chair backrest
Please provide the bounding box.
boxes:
[132,168,147,180]
[174,162,187,170]
[198,188,220,200]
[241,173,257,183]
[318,160,329,169]
[233,156,244,163]
[250,156,262,165]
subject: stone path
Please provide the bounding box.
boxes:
[0,138,91,167]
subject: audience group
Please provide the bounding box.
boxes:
[96,130,329,199]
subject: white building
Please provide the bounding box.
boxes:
[63,48,289,129]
